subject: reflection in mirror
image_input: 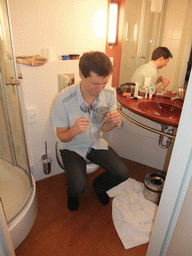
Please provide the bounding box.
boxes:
[119,0,192,93]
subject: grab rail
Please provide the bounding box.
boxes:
[118,107,176,139]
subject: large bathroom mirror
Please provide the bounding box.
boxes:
[119,0,192,93]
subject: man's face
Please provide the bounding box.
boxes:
[158,57,170,69]
[80,71,110,96]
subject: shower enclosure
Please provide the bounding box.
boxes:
[0,0,37,252]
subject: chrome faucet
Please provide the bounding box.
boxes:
[178,87,184,99]
[171,87,184,101]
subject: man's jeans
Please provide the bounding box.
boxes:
[60,146,130,197]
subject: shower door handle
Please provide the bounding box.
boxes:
[5,79,20,86]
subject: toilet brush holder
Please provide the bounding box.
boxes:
[42,141,52,175]
[41,155,52,175]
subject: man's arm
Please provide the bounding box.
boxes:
[156,76,163,84]
[155,77,170,92]
[101,111,121,132]
[162,77,170,88]
[56,117,90,142]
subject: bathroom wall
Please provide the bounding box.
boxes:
[160,0,190,91]
[17,61,81,181]
[8,0,108,58]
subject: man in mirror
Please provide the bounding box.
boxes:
[50,51,130,211]
[130,47,173,92]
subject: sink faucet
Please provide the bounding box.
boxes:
[171,87,184,101]
[171,94,180,101]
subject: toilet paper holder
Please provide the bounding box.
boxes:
[41,141,52,175]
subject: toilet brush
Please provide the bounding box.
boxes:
[41,141,52,175]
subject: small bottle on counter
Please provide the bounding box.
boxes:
[144,78,151,99]
[149,87,154,99]
[134,82,139,100]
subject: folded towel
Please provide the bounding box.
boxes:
[107,178,158,249]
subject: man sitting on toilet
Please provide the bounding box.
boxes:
[50,51,130,211]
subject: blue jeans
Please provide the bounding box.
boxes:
[60,146,130,197]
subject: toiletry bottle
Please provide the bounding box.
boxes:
[149,87,154,99]
[134,82,139,100]
[145,86,149,99]
[144,78,151,99]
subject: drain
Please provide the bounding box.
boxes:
[170,107,174,111]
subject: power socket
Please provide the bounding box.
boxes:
[26,106,37,124]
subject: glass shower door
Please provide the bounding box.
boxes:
[0,73,13,164]
[0,0,30,175]
[0,0,34,225]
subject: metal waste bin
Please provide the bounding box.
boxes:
[143,172,165,205]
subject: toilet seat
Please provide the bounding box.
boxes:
[55,141,99,174]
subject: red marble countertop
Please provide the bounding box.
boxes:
[116,88,183,127]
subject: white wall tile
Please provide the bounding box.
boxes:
[162,38,172,48]
[73,0,107,53]
[163,29,173,39]
[9,0,108,57]
[39,0,58,50]
[172,30,182,40]
[10,0,42,55]
[171,39,181,49]
[160,0,188,91]
[56,0,75,54]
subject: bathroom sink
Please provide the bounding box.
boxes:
[138,101,181,118]
[116,88,183,127]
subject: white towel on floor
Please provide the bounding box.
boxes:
[107,178,158,249]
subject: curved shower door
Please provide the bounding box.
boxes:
[0,0,31,176]
[0,0,33,225]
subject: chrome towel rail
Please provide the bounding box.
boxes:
[118,107,176,140]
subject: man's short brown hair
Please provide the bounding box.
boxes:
[152,47,173,60]
[79,51,113,78]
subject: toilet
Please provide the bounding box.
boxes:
[143,172,165,205]
[55,141,99,174]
